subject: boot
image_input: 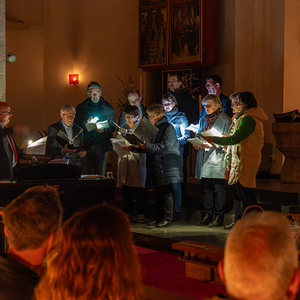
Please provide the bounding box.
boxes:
[224,220,236,230]
[208,215,223,227]
[197,213,211,226]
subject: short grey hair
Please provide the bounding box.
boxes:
[224,211,298,299]
[60,104,76,114]
[87,81,102,93]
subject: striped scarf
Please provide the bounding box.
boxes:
[203,108,222,131]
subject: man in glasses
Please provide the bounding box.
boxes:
[47,104,86,166]
[74,81,115,175]
[0,102,29,181]
[167,73,199,202]
[118,90,148,127]
[168,72,199,125]
[200,75,232,119]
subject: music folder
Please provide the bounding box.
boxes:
[119,117,158,145]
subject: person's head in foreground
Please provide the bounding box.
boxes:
[34,204,144,300]
[218,211,300,300]
[3,185,62,254]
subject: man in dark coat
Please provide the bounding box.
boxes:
[47,104,86,167]
[200,75,232,119]
[0,102,29,181]
[0,185,62,300]
[118,90,148,127]
[74,81,115,175]
[168,73,198,200]
[168,73,199,124]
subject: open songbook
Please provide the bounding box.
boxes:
[27,137,47,155]
[55,130,85,152]
[188,127,223,147]
[186,123,199,133]
[110,138,130,157]
[86,117,109,132]
[118,117,158,144]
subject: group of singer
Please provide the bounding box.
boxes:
[0,74,267,229]
[115,74,267,229]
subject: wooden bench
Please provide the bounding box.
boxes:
[172,240,224,285]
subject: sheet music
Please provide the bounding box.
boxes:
[187,138,204,147]
[86,120,109,132]
[27,137,47,155]
[201,127,223,137]
[111,138,130,157]
[186,123,199,133]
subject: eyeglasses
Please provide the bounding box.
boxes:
[162,101,173,107]
[125,115,136,120]
[167,80,178,84]
[0,110,12,115]
[63,113,75,117]
[129,98,140,104]
[89,91,100,95]
[205,83,216,88]
[148,115,158,119]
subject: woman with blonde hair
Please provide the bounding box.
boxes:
[204,92,268,229]
[195,94,231,227]
[34,205,145,300]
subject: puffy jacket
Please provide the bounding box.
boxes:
[214,107,268,188]
[229,107,267,187]
[145,116,183,187]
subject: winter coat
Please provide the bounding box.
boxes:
[145,116,183,187]
[229,107,267,187]
[195,112,231,179]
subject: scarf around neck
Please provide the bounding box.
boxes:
[165,107,178,121]
[203,107,222,131]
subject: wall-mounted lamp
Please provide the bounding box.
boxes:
[69,74,79,85]
[6,53,17,63]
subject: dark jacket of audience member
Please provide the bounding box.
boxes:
[0,254,39,300]
[145,116,182,187]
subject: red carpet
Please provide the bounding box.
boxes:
[136,246,226,299]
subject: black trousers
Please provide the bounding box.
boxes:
[122,185,147,216]
[201,178,226,218]
[155,184,173,222]
[235,181,258,219]
[181,143,189,196]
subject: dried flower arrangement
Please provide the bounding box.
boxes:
[115,74,137,112]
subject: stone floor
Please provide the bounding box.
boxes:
[130,218,228,249]
[127,178,300,252]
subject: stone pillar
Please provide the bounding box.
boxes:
[0,0,5,102]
